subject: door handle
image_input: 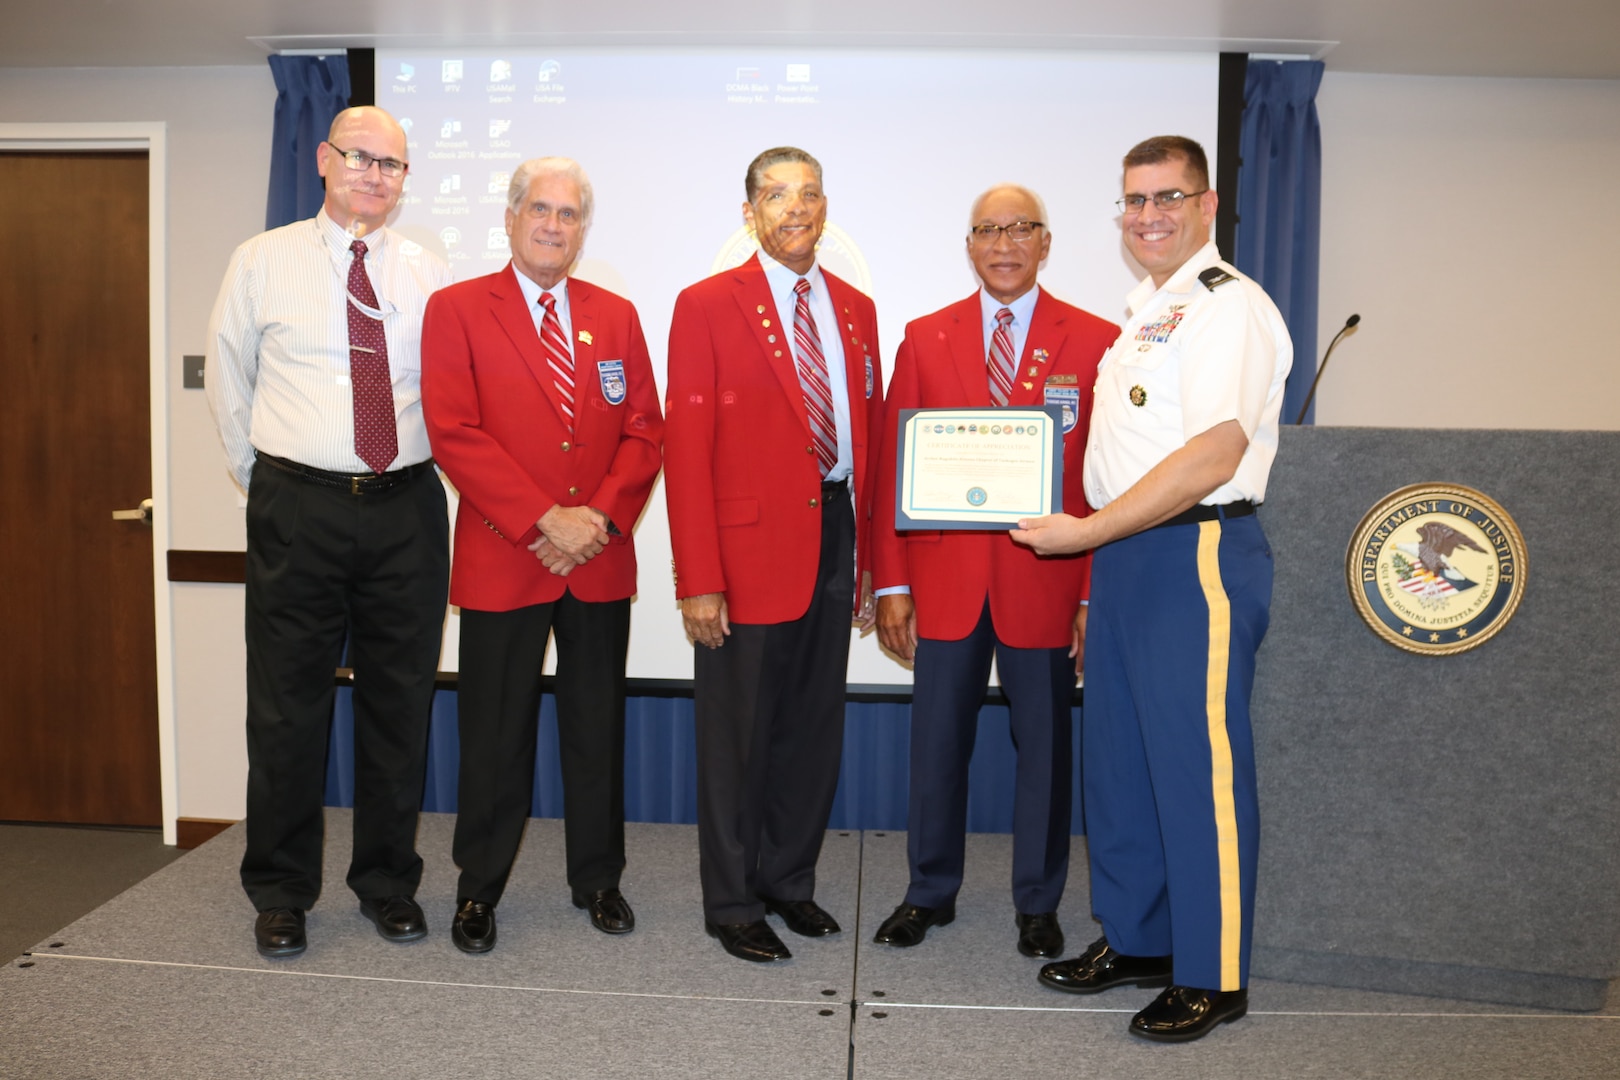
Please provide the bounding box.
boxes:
[112,497,154,525]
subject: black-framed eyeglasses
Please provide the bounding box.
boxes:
[1116,189,1207,214]
[968,220,1044,244]
[330,144,408,179]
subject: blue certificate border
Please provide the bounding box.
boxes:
[894,406,1063,530]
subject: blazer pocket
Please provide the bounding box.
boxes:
[716,497,760,527]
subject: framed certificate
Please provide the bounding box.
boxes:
[894,406,1062,530]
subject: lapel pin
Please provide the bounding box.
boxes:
[578,330,593,345]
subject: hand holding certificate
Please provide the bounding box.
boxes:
[895,406,1062,529]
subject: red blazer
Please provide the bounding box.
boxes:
[422,266,664,611]
[872,288,1117,648]
[664,255,884,625]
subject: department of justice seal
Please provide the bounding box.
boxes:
[1345,483,1527,656]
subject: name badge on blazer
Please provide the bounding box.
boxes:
[597,359,627,405]
[1044,385,1079,434]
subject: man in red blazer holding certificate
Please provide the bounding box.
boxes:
[870,184,1118,959]
[422,157,663,954]
[664,147,884,962]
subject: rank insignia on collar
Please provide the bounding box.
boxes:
[578,330,593,345]
[1130,385,1148,407]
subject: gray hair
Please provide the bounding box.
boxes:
[969,184,1049,231]
[744,146,823,202]
[506,156,595,232]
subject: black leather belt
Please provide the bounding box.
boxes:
[1154,499,1256,529]
[256,452,435,495]
[822,477,850,495]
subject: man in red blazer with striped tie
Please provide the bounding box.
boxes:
[422,157,663,954]
[870,184,1118,960]
[664,147,885,962]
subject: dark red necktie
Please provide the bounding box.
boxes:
[347,240,398,474]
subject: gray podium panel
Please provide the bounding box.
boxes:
[1251,427,1620,1009]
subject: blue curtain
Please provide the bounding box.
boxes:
[325,692,1085,836]
[1235,60,1323,425]
[265,54,351,230]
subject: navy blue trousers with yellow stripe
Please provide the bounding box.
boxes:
[1083,513,1272,992]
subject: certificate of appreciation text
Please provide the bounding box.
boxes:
[894,406,1062,530]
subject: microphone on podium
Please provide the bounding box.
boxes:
[1294,314,1361,425]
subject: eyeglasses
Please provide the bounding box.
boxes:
[329,144,408,179]
[1116,189,1207,214]
[968,221,1044,244]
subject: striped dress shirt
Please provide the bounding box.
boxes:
[205,209,453,490]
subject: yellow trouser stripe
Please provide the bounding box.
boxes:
[1196,520,1242,990]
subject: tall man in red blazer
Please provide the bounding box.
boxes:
[664,147,884,963]
[871,184,1118,959]
[422,157,663,953]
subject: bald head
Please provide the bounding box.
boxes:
[327,106,406,147]
[969,184,1048,231]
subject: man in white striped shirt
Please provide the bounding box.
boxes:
[205,105,453,960]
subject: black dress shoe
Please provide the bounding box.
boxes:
[254,907,306,958]
[1130,985,1249,1042]
[573,888,635,935]
[1015,911,1065,958]
[358,895,428,943]
[758,894,841,937]
[1038,936,1172,994]
[705,919,792,962]
[871,901,955,947]
[451,898,496,954]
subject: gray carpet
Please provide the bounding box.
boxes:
[1,813,1616,1079]
[0,822,183,963]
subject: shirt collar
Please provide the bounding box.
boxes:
[511,263,569,310]
[756,247,824,293]
[1127,240,1224,312]
[316,207,389,257]
[978,285,1039,329]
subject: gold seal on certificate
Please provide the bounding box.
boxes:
[895,406,1062,530]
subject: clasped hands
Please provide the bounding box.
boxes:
[527,504,611,576]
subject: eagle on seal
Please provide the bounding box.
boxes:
[1404,522,1487,580]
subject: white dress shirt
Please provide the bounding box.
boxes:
[205,208,453,490]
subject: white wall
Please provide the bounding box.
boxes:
[4,60,1616,826]
[1314,72,1620,429]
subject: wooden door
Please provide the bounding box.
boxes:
[0,151,161,826]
